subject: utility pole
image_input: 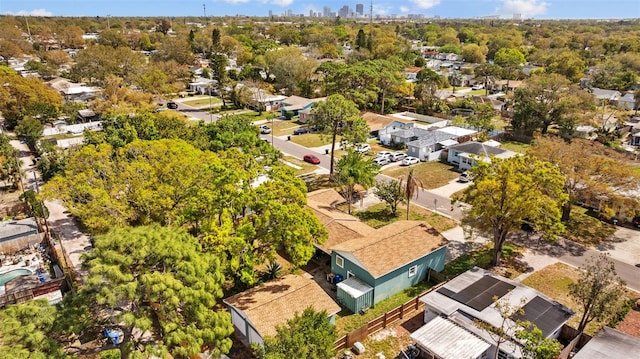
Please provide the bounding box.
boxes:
[23,15,32,42]
[369,0,373,25]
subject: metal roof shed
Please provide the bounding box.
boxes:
[337,276,374,314]
[410,316,491,359]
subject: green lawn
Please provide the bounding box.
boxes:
[181,97,222,107]
[268,120,300,136]
[563,208,616,246]
[521,263,610,335]
[290,133,341,148]
[382,161,460,189]
[352,202,458,233]
[280,156,317,175]
[499,140,531,154]
[441,242,525,279]
[335,281,432,335]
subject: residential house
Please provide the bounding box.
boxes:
[630,132,640,146]
[279,95,326,120]
[390,127,432,145]
[618,92,637,110]
[492,80,523,93]
[403,67,423,82]
[188,77,216,95]
[331,221,447,313]
[389,112,450,129]
[590,88,622,105]
[47,77,101,102]
[470,95,506,113]
[306,188,375,254]
[573,327,640,359]
[446,141,517,170]
[306,189,448,314]
[362,112,414,145]
[0,218,42,253]
[406,131,458,162]
[237,84,287,111]
[574,125,598,140]
[405,126,476,162]
[223,274,341,346]
[413,267,574,359]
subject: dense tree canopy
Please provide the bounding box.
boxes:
[73,225,234,358]
[528,136,639,221]
[256,307,336,359]
[309,94,369,174]
[511,73,594,136]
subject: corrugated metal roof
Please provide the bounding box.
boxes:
[337,276,373,298]
[411,316,491,359]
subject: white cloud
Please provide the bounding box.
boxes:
[495,0,549,18]
[7,9,53,16]
[269,0,294,6]
[217,0,250,4]
[399,6,410,13]
[409,0,441,10]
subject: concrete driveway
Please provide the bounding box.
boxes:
[598,226,640,267]
[427,177,472,198]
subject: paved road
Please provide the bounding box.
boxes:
[172,100,219,123]
[261,134,465,221]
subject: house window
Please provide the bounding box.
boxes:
[336,255,344,268]
[347,271,354,278]
[497,350,513,359]
[408,265,417,277]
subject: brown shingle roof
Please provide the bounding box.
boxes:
[362,112,413,131]
[224,275,340,338]
[333,221,448,278]
[307,189,375,253]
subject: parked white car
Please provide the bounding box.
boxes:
[401,156,420,166]
[390,152,406,162]
[458,171,473,182]
[471,83,484,90]
[373,157,390,166]
[376,151,392,160]
[355,143,371,153]
[259,125,271,134]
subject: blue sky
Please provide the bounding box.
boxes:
[1,0,638,19]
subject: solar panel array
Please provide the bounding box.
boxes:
[511,296,572,337]
[437,275,516,311]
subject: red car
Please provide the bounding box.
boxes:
[303,154,320,164]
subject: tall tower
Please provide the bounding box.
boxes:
[203,4,206,18]
[369,0,373,24]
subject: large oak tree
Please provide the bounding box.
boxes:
[461,155,568,265]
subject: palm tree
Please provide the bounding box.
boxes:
[399,169,423,220]
[334,151,378,214]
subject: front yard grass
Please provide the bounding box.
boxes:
[290,133,341,148]
[521,262,638,336]
[280,156,317,175]
[563,207,616,246]
[268,120,300,136]
[181,96,222,107]
[382,161,460,189]
[500,140,531,154]
[335,281,432,335]
[352,202,458,233]
[441,242,526,279]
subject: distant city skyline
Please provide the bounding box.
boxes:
[1,0,639,19]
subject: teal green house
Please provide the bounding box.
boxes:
[279,95,325,120]
[330,221,447,314]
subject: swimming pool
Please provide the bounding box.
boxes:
[0,268,33,286]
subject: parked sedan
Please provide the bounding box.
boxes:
[390,152,407,162]
[293,127,311,135]
[303,154,321,164]
[373,157,390,166]
[166,101,178,109]
[354,143,371,153]
[376,151,392,160]
[401,156,420,166]
[259,125,271,134]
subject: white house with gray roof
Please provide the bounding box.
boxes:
[447,141,517,170]
[413,268,574,359]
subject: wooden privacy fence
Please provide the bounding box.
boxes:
[334,282,445,352]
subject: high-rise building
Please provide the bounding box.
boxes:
[356,4,364,16]
[323,6,331,17]
[338,5,351,18]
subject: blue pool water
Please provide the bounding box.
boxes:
[0,268,33,286]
